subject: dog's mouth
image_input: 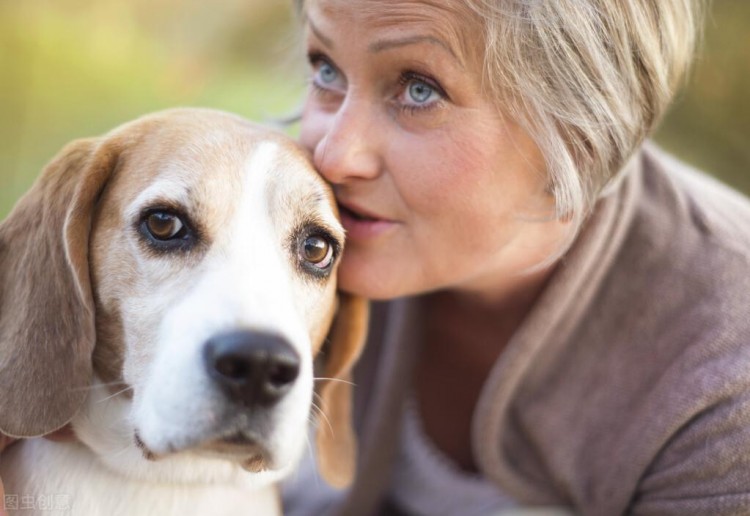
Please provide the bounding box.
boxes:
[134,430,272,472]
[134,432,159,461]
[213,431,256,447]
[202,432,271,472]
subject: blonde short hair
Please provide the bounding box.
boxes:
[295,0,704,225]
[467,0,705,225]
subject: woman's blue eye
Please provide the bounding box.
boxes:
[319,62,338,84]
[408,81,435,104]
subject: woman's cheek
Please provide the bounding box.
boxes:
[408,139,492,208]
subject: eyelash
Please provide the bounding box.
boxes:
[306,51,448,116]
[396,71,447,115]
[307,52,338,93]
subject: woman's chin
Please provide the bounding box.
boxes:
[336,255,411,301]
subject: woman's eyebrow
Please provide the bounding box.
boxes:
[368,35,462,66]
[307,19,334,48]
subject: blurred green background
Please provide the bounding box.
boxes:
[1,1,748,218]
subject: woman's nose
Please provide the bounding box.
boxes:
[312,99,381,185]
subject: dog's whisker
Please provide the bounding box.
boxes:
[312,391,326,411]
[69,381,129,392]
[96,386,134,404]
[308,402,321,420]
[312,377,356,387]
[311,401,334,437]
[309,403,324,423]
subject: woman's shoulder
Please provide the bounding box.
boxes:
[637,142,750,259]
[595,142,750,358]
[617,142,750,329]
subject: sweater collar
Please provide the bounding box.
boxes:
[472,151,643,501]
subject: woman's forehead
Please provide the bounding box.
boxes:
[305,0,482,64]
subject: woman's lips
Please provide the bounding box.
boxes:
[337,202,397,240]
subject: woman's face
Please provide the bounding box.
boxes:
[299,0,570,300]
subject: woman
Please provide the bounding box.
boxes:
[2,1,749,515]
[282,0,750,515]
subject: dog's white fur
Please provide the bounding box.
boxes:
[0,109,367,515]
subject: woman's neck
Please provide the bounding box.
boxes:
[413,266,556,472]
[422,264,556,360]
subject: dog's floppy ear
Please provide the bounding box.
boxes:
[0,137,121,438]
[315,293,369,488]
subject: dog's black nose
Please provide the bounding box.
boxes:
[203,331,300,407]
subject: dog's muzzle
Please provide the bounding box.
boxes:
[203,330,301,408]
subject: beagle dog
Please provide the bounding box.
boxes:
[0,108,368,515]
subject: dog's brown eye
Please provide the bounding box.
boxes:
[146,212,184,240]
[301,235,333,269]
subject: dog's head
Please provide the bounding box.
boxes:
[0,108,367,488]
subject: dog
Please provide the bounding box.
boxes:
[0,108,368,515]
